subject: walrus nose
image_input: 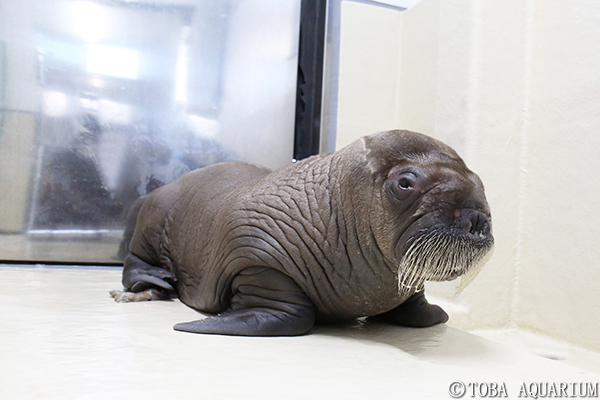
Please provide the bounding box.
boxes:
[453,209,491,236]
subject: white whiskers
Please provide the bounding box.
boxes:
[397,229,494,299]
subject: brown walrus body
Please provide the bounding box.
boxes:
[119,130,494,336]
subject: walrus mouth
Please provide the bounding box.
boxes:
[397,227,494,297]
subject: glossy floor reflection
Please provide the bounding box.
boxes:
[1,265,598,400]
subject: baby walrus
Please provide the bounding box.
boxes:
[114,130,494,336]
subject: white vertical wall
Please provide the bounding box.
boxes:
[335,2,403,150]
[517,0,600,349]
[336,0,600,351]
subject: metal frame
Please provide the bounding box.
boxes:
[293,0,328,161]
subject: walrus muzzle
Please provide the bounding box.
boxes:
[398,208,494,296]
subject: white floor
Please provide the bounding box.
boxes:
[1,265,599,400]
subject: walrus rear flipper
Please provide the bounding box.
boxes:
[122,253,177,293]
[370,291,449,328]
[174,267,316,336]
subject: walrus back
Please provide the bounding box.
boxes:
[127,161,272,268]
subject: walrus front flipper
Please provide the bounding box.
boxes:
[173,306,315,336]
[122,253,177,293]
[371,291,449,328]
[174,267,316,336]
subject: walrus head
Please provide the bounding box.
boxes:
[343,130,494,298]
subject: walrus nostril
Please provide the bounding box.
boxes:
[455,209,490,236]
[471,214,480,235]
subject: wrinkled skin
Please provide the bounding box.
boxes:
[117,130,494,336]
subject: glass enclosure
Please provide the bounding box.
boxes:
[0,0,301,263]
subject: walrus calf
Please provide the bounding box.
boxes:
[116,130,494,336]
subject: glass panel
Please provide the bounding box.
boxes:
[0,0,301,263]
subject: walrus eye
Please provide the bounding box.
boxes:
[385,171,419,201]
[396,173,416,191]
[398,178,413,190]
